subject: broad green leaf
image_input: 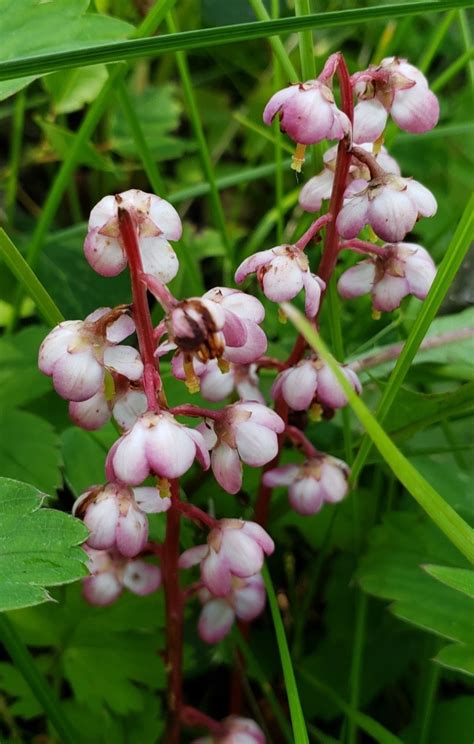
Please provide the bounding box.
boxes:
[358,512,473,676]
[0,478,88,611]
[0,326,51,409]
[43,65,109,114]
[0,0,132,99]
[8,586,165,714]
[0,409,62,493]
[401,695,474,743]
[0,661,43,718]
[36,119,115,171]
[61,427,109,497]
[423,565,474,598]
[435,643,474,675]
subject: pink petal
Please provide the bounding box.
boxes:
[353,98,388,144]
[303,272,325,318]
[110,425,150,485]
[219,290,265,324]
[281,87,335,144]
[241,521,275,555]
[69,391,111,430]
[53,351,104,402]
[234,249,275,284]
[406,180,437,217]
[105,314,136,343]
[336,194,370,239]
[319,463,348,504]
[88,194,117,229]
[200,362,235,401]
[299,169,334,213]
[223,322,267,365]
[179,544,208,569]
[263,85,299,125]
[368,187,417,242]
[186,427,211,470]
[103,345,144,381]
[234,579,266,622]
[201,548,232,597]
[116,507,148,557]
[211,443,242,494]
[122,560,162,595]
[222,530,264,577]
[262,255,304,302]
[148,195,182,241]
[316,365,349,409]
[145,417,197,478]
[113,390,147,430]
[372,275,409,311]
[38,321,83,375]
[84,229,126,277]
[222,310,248,348]
[391,86,439,133]
[281,362,318,411]
[133,486,171,514]
[262,464,299,488]
[337,260,376,299]
[289,478,324,515]
[198,599,235,644]
[138,236,179,283]
[236,422,278,466]
[83,499,119,550]
[83,572,122,606]
[237,402,285,432]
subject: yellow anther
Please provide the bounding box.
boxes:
[158,477,171,498]
[291,143,306,173]
[104,370,115,401]
[184,359,200,394]
[309,403,323,422]
[372,308,381,321]
[278,308,288,324]
[217,358,230,374]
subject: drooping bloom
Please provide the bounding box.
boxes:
[264,456,349,516]
[192,716,265,744]
[106,411,210,485]
[69,381,147,431]
[203,288,268,365]
[172,358,265,404]
[73,483,170,557]
[166,298,226,363]
[179,519,274,597]
[338,242,436,311]
[199,402,285,494]
[263,79,350,146]
[352,57,440,143]
[38,308,143,402]
[83,547,162,606]
[336,175,437,243]
[299,142,400,213]
[84,189,182,280]
[197,574,266,644]
[235,245,326,318]
[272,359,361,411]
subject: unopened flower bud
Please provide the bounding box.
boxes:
[83,547,161,606]
[197,574,265,644]
[272,359,361,411]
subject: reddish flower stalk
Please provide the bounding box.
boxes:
[170,403,222,419]
[162,479,184,743]
[285,425,319,458]
[181,705,225,735]
[118,206,161,410]
[174,500,218,529]
[340,238,387,257]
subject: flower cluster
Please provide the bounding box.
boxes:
[38,48,440,742]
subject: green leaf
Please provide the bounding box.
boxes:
[0,661,42,718]
[0,478,88,612]
[43,64,109,114]
[0,326,52,409]
[401,696,474,743]
[61,427,109,497]
[0,0,132,99]
[0,1,470,81]
[0,409,62,494]
[435,643,474,675]
[423,565,474,598]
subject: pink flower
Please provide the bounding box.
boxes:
[264,456,349,516]
[299,142,400,213]
[69,382,147,431]
[338,242,436,312]
[272,359,361,411]
[336,175,437,243]
[106,411,210,485]
[73,483,170,557]
[84,189,181,280]
[263,80,350,145]
[179,519,274,597]
[38,308,143,402]
[199,402,285,494]
[166,297,226,363]
[172,358,265,404]
[192,716,265,744]
[235,245,326,318]
[203,288,268,365]
[352,57,439,143]
[83,547,161,606]
[197,574,266,644]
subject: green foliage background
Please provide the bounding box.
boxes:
[0,0,473,742]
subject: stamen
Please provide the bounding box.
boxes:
[291,143,306,172]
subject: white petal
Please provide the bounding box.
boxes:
[236,422,278,466]
[337,260,376,299]
[133,486,171,513]
[148,195,182,241]
[113,390,147,430]
[139,236,179,283]
[262,255,304,303]
[281,363,318,411]
[53,350,104,402]
[106,314,136,343]
[353,98,388,144]
[262,465,299,488]
[69,391,111,431]
[198,599,235,644]
[299,169,334,213]
[336,194,369,239]
[179,544,208,569]
[122,560,162,595]
[145,416,197,478]
[406,180,437,217]
[103,345,144,381]
[211,443,242,494]
[372,275,408,311]
[111,425,150,485]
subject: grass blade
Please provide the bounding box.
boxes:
[350,193,474,483]
[0,1,472,81]
[282,303,474,563]
[0,228,63,326]
[263,564,309,744]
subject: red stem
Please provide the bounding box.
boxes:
[294,212,333,251]
[285,425,319,458]
[162,479,184,743]
[118,206,161,411]
[350,145,386,179]
[340,238,387,258]
[181,705,225,735]
[170,404,222,420]
[174,500,217,529]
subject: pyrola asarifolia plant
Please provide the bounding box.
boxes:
[38,52,439,742]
